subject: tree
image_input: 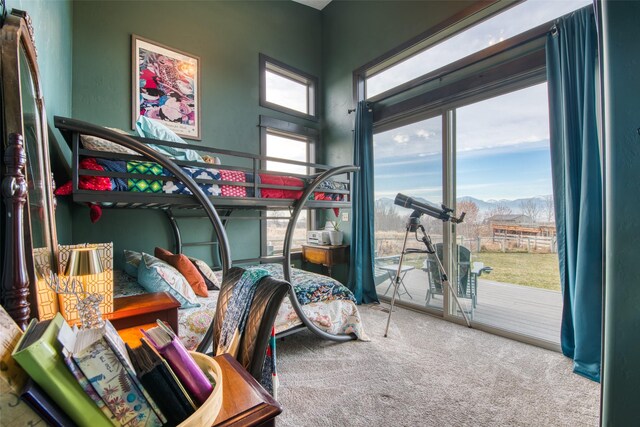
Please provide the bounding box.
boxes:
[519,199,541,223]
[543,195,555,223]
[488,202,512,218]
[374,201,404,232]
[457,200,481,238]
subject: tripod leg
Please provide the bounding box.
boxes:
[384,226,412,337]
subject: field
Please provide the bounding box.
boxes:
[375,231,561,291]
[469,252,560,291]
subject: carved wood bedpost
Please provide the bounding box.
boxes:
[2,133,31,329]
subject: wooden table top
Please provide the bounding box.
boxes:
[105,291,180,321]
[213,354,282,426]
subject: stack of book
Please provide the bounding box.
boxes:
[4,307,215,427]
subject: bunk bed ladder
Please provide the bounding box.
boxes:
[165,209,225,269]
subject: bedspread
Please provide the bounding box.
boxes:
[113,265,368,351]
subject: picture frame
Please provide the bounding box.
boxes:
[132,35,201,140]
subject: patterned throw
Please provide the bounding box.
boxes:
[215,268,278,396]
[163,165,222,196]
[219,169,247,197]
[127,161,165,193]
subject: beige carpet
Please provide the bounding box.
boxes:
[276,304,600,427]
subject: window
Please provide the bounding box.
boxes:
[366,0,591,99]
[259,117,317,255]
[366,0,590,347]
[260,54,318,119]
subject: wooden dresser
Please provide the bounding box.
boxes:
[301,244,349,277]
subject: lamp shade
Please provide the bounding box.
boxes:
[65,247,104,276]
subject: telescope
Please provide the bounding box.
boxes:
[394,193,465,224]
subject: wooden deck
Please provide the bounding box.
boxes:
[376,268,562,344]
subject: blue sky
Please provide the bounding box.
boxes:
[370,0,590,204]
[374,83,553,202]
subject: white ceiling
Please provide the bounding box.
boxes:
[292,0,332,11]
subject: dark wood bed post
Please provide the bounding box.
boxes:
[1,133,31,329]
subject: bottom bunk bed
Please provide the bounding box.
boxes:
[114,260,369,351]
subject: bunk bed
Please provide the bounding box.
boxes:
[52,116,365,351]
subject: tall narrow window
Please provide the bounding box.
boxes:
[260,117,317,255]
[260,54,318,119]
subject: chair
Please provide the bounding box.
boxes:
[422,244,478,309]
[205,267,290,382]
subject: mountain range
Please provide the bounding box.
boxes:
[376,195,553,217]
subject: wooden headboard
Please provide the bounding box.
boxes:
[1,10,59,329]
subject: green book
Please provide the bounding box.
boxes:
[11,313,112,427]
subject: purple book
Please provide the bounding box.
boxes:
[142,321,213,406]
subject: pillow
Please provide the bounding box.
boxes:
[135,116,204,162]
[123,249,142,277]
[188,256,220,291]
[154,247,208,297]
[81,127,140,156]
[137,253,200,309]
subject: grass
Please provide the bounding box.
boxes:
[473,252,561,291]
[381,251,561,291]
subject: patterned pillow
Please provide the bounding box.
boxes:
[123,249,142,277]
[80,127,140,155]
[137,253,200,309]
[188,256,220,290]
[154,247,208,297]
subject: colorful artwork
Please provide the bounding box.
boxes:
[132,35,200,139]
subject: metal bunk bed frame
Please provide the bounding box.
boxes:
[54,117,359,350]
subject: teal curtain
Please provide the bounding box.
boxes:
[546,6,602,382]
[348,101,378,304]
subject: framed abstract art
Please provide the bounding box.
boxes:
[132,35,201,140]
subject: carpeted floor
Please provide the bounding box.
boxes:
[276,304,600,427]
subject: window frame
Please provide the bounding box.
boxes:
[259,116,318,256]
[359,0,585,351]
[259,53,319,121]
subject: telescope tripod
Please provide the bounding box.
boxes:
[384,214,471,337]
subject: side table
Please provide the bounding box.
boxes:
[106,292,180,345]
[301,244,349,277]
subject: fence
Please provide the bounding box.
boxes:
[458,235,557,254]
[375,233,557,257]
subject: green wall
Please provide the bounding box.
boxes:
[70,1,322,267]
[600,0,640,424]
[5,0,74,244]
[320,0,474,281]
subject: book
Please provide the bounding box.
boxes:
[142,321,213,406]
[58,320,166,426]
[20,378,76,427]
[11,312,112,427]
[0,306,45,427]
[126,338,196,425]
[63,353,117,423]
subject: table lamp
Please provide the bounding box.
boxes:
[65,246,104,278]
[65,246,105,329]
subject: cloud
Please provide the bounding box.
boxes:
[393,134,410,145]
[416,129,434,139]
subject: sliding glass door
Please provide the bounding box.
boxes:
[373,116,445,311]
[453,83,561,344]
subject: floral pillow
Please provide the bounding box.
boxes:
[137,253,200,309]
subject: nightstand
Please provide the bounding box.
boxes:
[107,292,181,346]
[301,244,349,277]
